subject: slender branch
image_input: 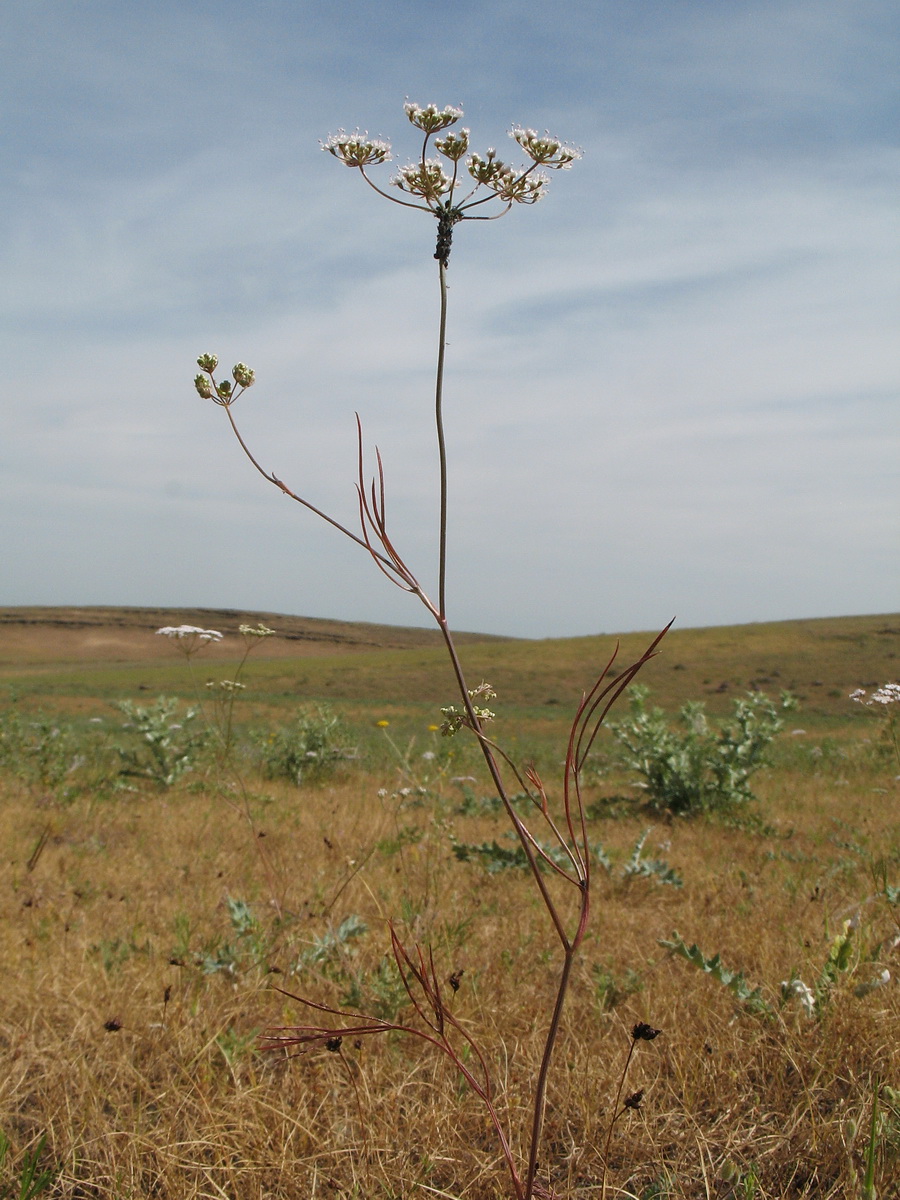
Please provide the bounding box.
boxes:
[221,402,394,566]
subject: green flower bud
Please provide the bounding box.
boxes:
[194,373,214,399]
[216,380,233,400]
[232,362,255,388]
[196,353,218,372]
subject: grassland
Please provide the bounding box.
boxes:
[0,607,898,1198]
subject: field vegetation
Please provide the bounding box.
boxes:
[1,606,898,1198]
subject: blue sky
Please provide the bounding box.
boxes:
[2,0,897,638]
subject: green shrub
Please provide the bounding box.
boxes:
[0,709,88,798]
[251,706,354,785]
[114,696,209,788]
[607,685,795,815]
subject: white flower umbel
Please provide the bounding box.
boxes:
[403,101,463,133]
[156,625,222,642]
[392,158,455,202]
[156,625,223,659]
[316,101,582,266]
[851,683,900,705]
[321,129,392,167]
[510,127,582,169]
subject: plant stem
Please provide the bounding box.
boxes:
[435,259,450,618]
[525,946,578,1200]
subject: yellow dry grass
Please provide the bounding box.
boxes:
[1,754,898,1198]
[1,609,898,1197]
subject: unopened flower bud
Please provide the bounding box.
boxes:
[196,353,218,372]
[216,380,233,400]
[194,374,214,399]
[232,362,255,388]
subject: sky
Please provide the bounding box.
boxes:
[2,0,898,639]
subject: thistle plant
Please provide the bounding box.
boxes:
[193,99,665,1200]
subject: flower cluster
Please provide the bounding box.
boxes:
[194,355,256,407]
[440,683,499,737]
[850,683,900,705]
[490,166,550,205]
[157,625,223,643]
[392,158,455,201]
[434,130,470,161]
[403,101,464,133]
[321,99,581,263]
[157,625,223,659]
[240,623,275,639]
[321,129,392,167]
[511,127,581,169]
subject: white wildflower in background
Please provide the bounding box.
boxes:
[850,681,900,771]
[239,623,275,639]
[850,683,900,705]
[781,977,816,1018]
[156,625,223,659]
[156,625,222,643]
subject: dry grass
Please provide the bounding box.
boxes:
[1,610,898,1197]
[2,757,898,1198]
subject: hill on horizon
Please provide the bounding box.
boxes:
[0,606,897,724]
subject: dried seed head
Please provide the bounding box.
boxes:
[631,1022,661,1041]
[624,1089,644,1110]
[325,1036,343,1053]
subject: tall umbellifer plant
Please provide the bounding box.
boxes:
[193,100,667,1200]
